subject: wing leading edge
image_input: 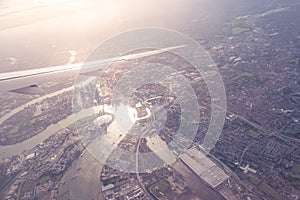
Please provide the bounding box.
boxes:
[0,45,184,95]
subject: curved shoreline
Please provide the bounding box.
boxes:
[0,105,103,159]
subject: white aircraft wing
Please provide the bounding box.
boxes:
[0,45,184,95]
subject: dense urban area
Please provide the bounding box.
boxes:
[0,3,299,200]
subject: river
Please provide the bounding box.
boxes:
[0,85,175,199]
[0,105,105,159]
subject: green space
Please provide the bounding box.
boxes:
[37,173,62,185]
[246,127,266,139]
[233,119,266,138]
[149,179,169,199]
[196,39,207,44]
[236,170,248,180]
[38,175,51,185]
[215,34,224,38]
[231,27,251,35]
[287,57,300,65]
[196,85,204,93]
[120,153,130,161]
[258,183,282,200]
[103,176,120,186]
[248,175,262,185]
[234,171,280,199]
[237,171,262,185]
[20,180,35,197]
[232,118,252,129]
[271,109,283,115]
[282,88,300,104]
[9,125,20,134]
[282,128,300,139]
[215,152,237,170]
[231,72,255,81]
[246,129,262,139]
[292,164,300,173]
[155,180,169,192]
[29,118,37,125]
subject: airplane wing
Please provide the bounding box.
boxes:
[0,45,184,95]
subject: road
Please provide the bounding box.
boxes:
[135,137,154,200]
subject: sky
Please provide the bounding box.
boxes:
[0,0,194,72]
[0,0,287,73]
